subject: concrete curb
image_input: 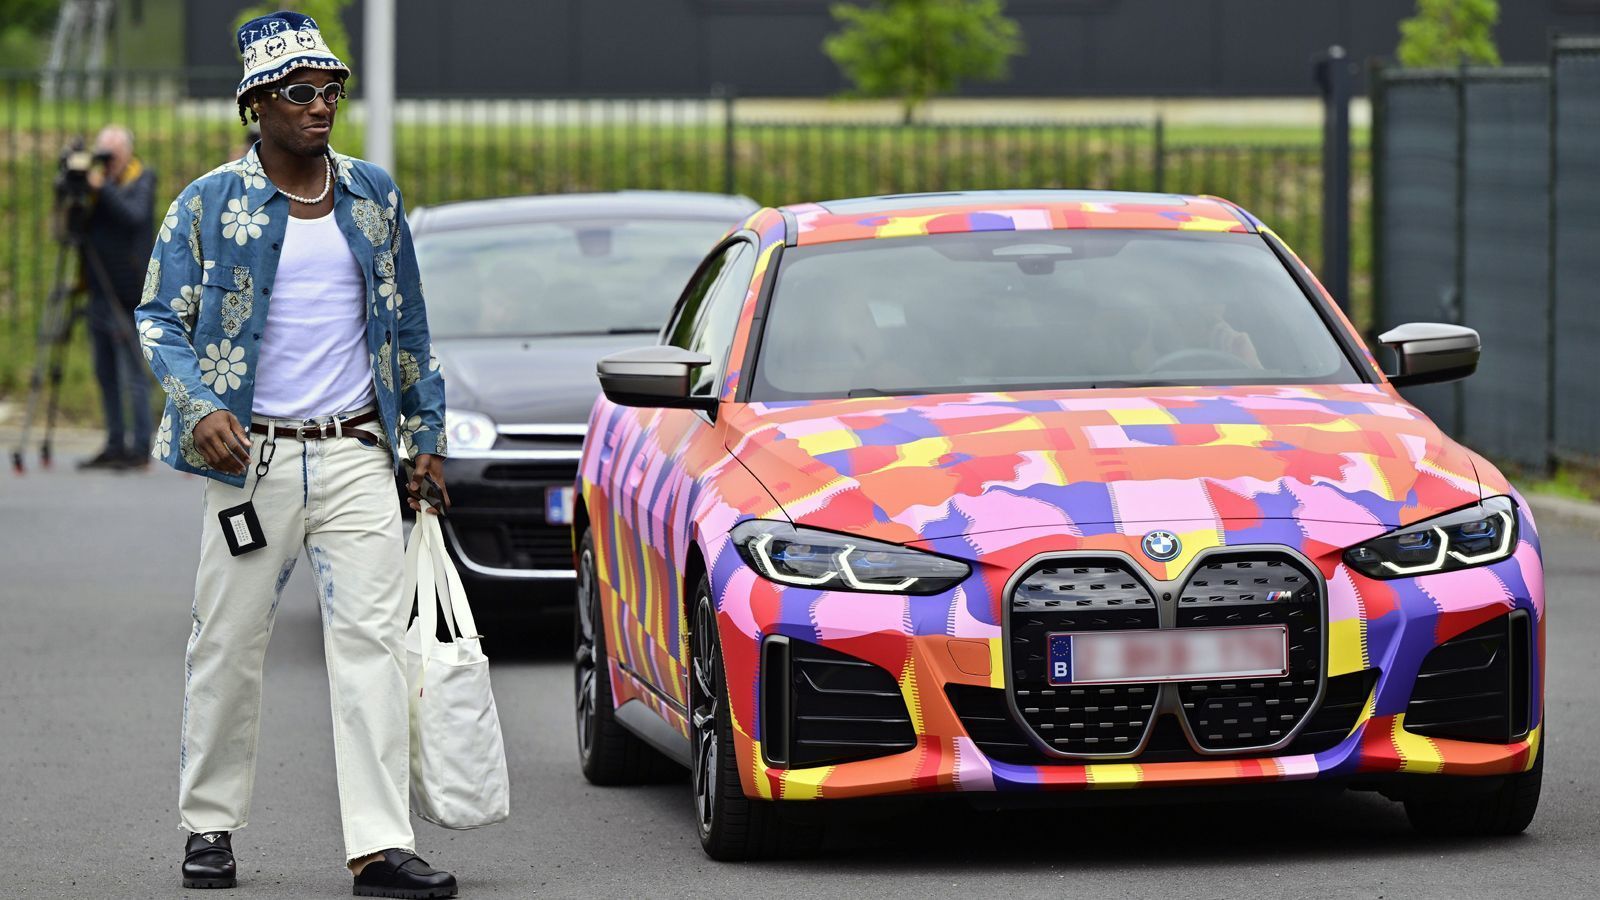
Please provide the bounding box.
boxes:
[1526,492,1600,529]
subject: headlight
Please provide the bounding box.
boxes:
[1343,495,1517,579]
[444,409,497,451]
[731,520,970,595]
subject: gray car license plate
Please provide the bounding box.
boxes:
[1047,625,1288,686]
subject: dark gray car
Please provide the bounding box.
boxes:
[410,191,759,602]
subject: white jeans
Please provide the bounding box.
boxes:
[179,426,414,862]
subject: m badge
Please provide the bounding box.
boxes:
[1141,530,1181,562]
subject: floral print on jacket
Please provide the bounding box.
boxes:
[136,144,447,487]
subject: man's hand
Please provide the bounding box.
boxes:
[408,453,450,515]
[1208,319,1263,369]
[193,410,253,475]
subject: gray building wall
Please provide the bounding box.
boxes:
[186,0,1600,97]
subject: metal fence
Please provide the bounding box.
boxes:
[1371,52,1593,475]
[0,68,1333,406]
[1371,71,1461,433]
[1551,38,1600,467]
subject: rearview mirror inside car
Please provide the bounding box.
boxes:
[1377,322,1481,387]
[597,346,717,411]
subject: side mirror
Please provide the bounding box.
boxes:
[1377,322,1481,387]
[597,346,717,411]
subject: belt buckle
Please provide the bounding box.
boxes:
[297,421,333,441]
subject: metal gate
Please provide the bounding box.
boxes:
[1372,66,1553,472]
[1552,38,1600,466]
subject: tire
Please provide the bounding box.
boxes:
[574,529,677,785]
[1404,740,1543,837]
[690,578,824,860]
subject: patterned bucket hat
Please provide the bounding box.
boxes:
[235,10,350,100]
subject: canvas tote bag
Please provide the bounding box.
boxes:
[402,506,511,829]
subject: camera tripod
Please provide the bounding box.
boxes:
[11,233,137,474]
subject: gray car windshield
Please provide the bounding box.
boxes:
[415,218,733,338]
[750,230,1362,400]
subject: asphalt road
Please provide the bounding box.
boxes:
[3,460,1598,899]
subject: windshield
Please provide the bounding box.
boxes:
[415,218,735,338]
[750,230,1362,400]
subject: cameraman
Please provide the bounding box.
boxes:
[78,125,157,470]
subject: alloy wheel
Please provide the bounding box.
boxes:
[574,545,599,761]
[691,593,720,836]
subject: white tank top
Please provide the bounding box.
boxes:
[251,210,376,420]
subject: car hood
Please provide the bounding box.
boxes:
[725,384,1487,543]
[436,333,650,425]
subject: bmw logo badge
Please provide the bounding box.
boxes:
[1142,530,1181,562]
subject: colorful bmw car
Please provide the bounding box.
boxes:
[572,190,1543,860]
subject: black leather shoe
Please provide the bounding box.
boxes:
[116,448,151,470]
[77,448,124,471]
[182,831,236,889]
[352,849,457,898]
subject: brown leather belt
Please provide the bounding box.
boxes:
[249,409,382,445]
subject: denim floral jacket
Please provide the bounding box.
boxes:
[135,145,446,487]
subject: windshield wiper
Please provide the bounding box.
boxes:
[502,327,660,338]
[847,387,926,398]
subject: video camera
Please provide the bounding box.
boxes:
[52,137,112,242]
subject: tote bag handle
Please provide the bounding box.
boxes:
[405,502,483,690]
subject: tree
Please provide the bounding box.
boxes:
[1397,0,1501,68]
[824,0,1022,124]
[0,0,67,67]
[235,0,355,78]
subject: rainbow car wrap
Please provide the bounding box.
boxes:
[573,192,1542,856]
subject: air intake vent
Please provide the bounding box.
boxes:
[480,462,579,483]
[763,637,917,768]
[1406,610,1533,743]
[946,684,1036,763]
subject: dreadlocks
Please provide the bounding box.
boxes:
[237,89,261,127]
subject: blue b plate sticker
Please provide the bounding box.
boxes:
[545,486,576,526]
[1048,633,1074,685]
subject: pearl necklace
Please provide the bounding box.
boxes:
[273,153,332,205]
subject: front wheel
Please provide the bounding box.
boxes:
[689,578,822,860]
[1404,741,1543,836]
[574,528,676,785]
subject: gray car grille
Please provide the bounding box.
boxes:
[1002,551,1326,760]
[1007,561,1160,756]
[1174,556,1324,752]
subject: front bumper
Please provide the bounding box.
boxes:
[436,453,578,585]
[713,518,1545,801]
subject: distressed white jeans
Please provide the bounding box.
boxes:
[179,424,414,862]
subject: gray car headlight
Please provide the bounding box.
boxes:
[731,520,970,595]
[1343,495,1518,579]
[444,409,497,451]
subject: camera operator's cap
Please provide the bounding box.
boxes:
[235,10,350,100]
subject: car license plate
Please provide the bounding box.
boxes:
[1046,625,1288,686]
[545,486,576,526]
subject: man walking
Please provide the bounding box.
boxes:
[79,124,156,470]
[136,12,458,897]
